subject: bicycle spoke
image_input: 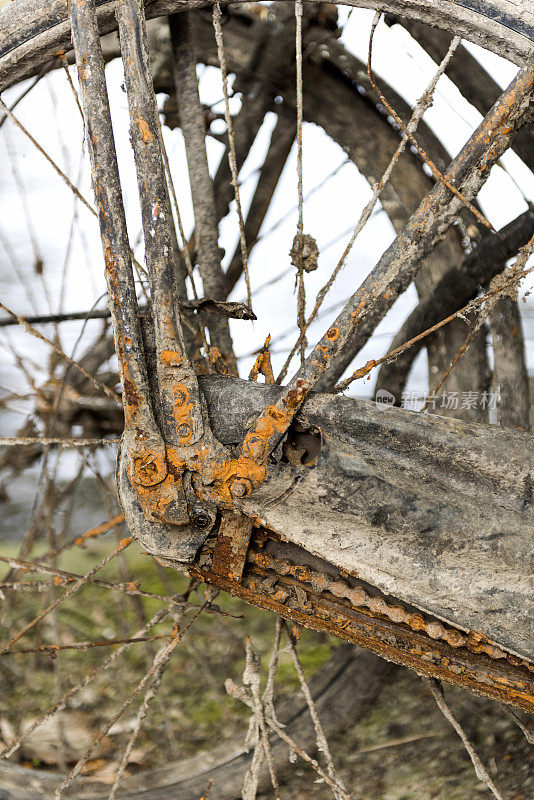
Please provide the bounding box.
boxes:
[310,58,534,391]
[421,235,534,409]
[239,55,533,462]
[277,30,462,383]
[211,3,306,224]
[367,14,494,233]
[0,435,119,446]
[293,0,307,365]
[388,16,534,173]
[375,209,534,403]
[333,239,534,394]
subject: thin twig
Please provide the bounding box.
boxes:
[0,301,122,405]
[333,234,534,393]
[106,631,177,800]
[0,97,148,279]
[283,621,347,799]
[422,234,534,408]
[501,706,534,745]
[0,605,174,759]
[242,637,281,800]
[0,538,132,655]
[3,632,176,656]
[0,553,185,606]
[227,635,350,799]
[53,603,207,799]
[156,113,199,299]
[424,678,504,800]
[0,435,120,447]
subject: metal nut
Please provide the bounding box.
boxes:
[193,511,211,529]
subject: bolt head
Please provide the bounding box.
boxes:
[230,478,252,499]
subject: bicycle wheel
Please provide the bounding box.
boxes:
[1,3,534,796]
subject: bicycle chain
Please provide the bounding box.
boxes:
[245,546,530,669]
[192,524,534,712]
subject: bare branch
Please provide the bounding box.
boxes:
[424,678,504,800]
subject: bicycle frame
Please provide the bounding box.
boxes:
[69,0,534,712]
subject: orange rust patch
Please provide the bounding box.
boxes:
[136,116,154,144]
[241,403,290,462]
[325,326,339,341]
[167,383,196,444]
[160,350,184,367]
[248,335,274,384]
[285,382,308,409]
[350,298,367,320]
[138,446,267,514]
[117,537,132,550]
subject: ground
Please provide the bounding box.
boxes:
[0,540,532,799]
